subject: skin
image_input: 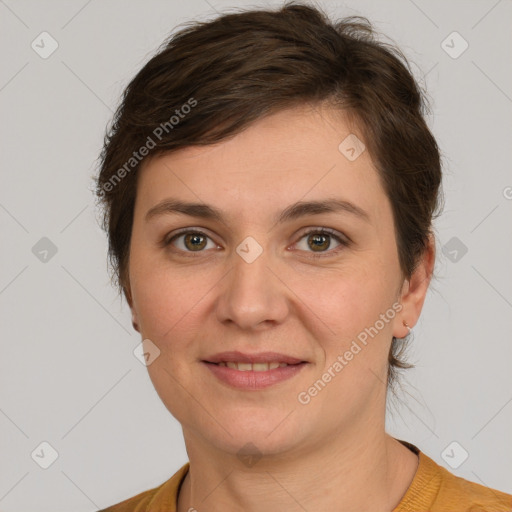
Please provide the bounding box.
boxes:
[126,104,435,511]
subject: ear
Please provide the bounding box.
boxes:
[123,280,140,333]
[393,233,436,338]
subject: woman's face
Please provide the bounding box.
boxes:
[127,105,427,459]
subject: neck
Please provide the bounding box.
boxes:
[177,426,419,512]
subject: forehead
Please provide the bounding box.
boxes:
[135,105,387,224]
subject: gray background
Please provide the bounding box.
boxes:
[1,0,511,510]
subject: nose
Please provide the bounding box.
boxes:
[214,238,290,331]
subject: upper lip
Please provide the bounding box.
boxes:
[203,351,307,365]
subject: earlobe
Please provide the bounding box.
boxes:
[123,282,140,333]
[131,309,140,333]
[394,234,436,338]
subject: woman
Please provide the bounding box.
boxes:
[95,2,512,510]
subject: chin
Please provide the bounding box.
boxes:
[199,409,305,458]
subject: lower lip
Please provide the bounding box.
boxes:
[202,361,308,389]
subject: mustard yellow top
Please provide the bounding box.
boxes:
[99,440,512,511]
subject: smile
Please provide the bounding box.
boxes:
[202,360,308,389]
[214,361,290,371]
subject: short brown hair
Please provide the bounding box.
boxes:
[94,1,442,392]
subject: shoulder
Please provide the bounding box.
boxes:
[433,462,512,511]
[396,445,512,512]
[98,486,160,512]
[98,462,190,512]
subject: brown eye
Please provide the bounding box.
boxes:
[183,232,207,251]
[165,230,216,253]
[294,228,348,257]
[307,233,331,252]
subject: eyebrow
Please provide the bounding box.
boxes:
[145,197,370,225]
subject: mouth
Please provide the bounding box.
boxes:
[203,360,302,371]
[201,351,309,389]
[202,351,307,368]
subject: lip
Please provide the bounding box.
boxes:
[202,360,308,390]
[203,351,306,365]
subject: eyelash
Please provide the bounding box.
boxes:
[162,227,350,259]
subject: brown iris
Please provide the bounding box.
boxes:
[184,232,207,251]
[308,233,330,252]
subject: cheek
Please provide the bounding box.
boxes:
[130,234,399,348]
[299,269,397,401]
[296,263,396,335]
[129,251,202,340]
[292,264,398,388]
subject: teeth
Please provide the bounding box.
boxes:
[217,361,289,371]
